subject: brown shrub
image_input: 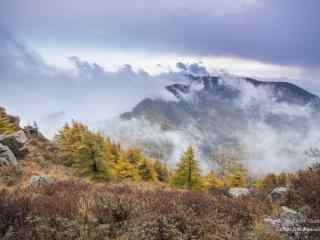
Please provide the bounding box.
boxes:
[0,166,23,187]
[284,166,320,240]
[0,180,272,240]
[289,166,320,218]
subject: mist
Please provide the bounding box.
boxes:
[101,75,320,176]
[1,32,320,176]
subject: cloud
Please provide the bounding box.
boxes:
[1,0,320,69]
[176,62,209,76]
[0,31,191,137]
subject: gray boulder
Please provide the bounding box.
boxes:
[264,206,305,239]
[228,187,250,198]
[269,187,289,202]
[280,206,304,227]
[29,175,51,186]
[0,130,29,159]
[0,143,17,166]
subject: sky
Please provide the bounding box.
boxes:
[0,0,320,137]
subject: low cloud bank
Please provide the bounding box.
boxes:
[102,76,320,175]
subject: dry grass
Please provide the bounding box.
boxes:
[0,180,276,240]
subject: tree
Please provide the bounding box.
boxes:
[137,158,157,181]
[0,113,17,135]
[55,122,113,181]
[55,121,89,166]
[257,174,277,192]
[277,172,288,186]
[212,145,248,176]
[225,163,248,188]
[204,171,224,190]
[171,146,202,190]
[212,146,249,188]
[127,148,144,165]
[76,132,113,181]
[154,160,170,182]
[113,154,140,181]
[256,173,288,192]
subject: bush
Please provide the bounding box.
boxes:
[289,166,320,217]
[0,180,269,240]
[0,166,23,186]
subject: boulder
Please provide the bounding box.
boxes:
[0,130,29,159]
[29,175,51,186]
[0,143,17,166]
[269,187,289,202]
[24,125,39,137]
[264,206,305,239]
[228,187,250,198]
[280,206,304,227]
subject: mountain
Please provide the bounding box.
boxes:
[120,74,320,169]
[121,74,320,130]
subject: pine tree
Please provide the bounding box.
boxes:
[171,146,202,190]
[109,142,122,164]
[277,172,288,186]
[154,160,170,182]
[204,171,224,190]
[127,148,144,165]
[0,113,17,135]
[113,154,140,181]
[259,174,278,192]
[225,163,248,188]
[55,122,113,181]
[55,121,89,166]
[137,158,157,181]
[77,132,113,181]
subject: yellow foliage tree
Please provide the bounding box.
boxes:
[0,112,17,135]
[113,154,140,181]
[137,158,157,181]
[55,121,113,181]
[127,148,144,165]
[204,171,224,190]
[224,163,248,188]
[171,146,203,190]
[154,160,170,182]
[76,132,113,181]
[56,121,89,166]
[256,173,288,192]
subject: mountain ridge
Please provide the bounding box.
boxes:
[119,74,320,172]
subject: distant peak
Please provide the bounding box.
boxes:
[165,74,320,106]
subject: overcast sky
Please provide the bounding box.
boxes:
[0,0,320,136]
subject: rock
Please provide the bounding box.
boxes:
[263,217,282,232]
[24,125,39,138]
[0,130,29,159]
[0,143,17,166]
[29,175,51,186]
[269,187,289,202]
[228,187,250,198]
[264,206,305,239]
[280,206,304,227]
[299,205,312,216]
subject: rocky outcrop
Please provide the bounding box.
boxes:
[29,175,51,186]
[0,130,29,159]
[0,143,17,166]
[228,187,250,198]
